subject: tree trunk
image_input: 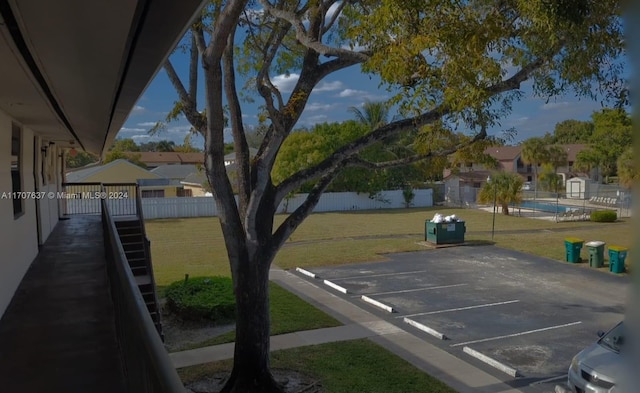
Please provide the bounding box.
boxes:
[221,254,283,393]
[501,203,510,215]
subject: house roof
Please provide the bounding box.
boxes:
[560,144,587,162]
[137,178,183,187]
[133,152,204,165]
[443,170,492,182]
[224,148,259,162]
[484,146,522,161]
[150,164,199,180]
[65,159,161,182]
[181,171,207,187]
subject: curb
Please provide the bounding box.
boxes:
[323,279,348,294]
[361,295,395,313]
[403,317,447,340]
[295,267,317,278]
[462,346,518,377]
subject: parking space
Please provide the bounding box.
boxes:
[297,246,628,392]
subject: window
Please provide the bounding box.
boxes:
[177,188,192,197]
[141,189,165,198]
[11,123,23,217]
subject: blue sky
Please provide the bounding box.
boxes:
[118,32,627,149]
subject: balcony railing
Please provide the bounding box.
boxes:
[62,182,138,216]
[101,190,184,393]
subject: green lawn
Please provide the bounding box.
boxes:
[146,207,632,283]
[179,339,456,393]
[176,282,341,351]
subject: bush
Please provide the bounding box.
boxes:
[165,276,235,322]
[590,210,617,222]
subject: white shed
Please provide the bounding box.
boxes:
[566,177,590,199]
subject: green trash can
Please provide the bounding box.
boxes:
[564,237,584,263]
[585,241,605,268]
[608,246,628,273]
[425,220,466,245]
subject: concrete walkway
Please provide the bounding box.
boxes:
[170,267,523,393]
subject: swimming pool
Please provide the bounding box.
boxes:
[517,201,574,213]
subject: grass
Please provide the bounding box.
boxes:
[177,282,341,350]
[146,207,633,283]
[178,339,456,393]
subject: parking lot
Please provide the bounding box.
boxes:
[296,246,629,393]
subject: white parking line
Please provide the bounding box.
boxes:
[398,300,520,318]
[450,321,582,347]
[365,283,468,297]
[331,269,429,281]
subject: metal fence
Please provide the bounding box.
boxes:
[101,194,184,393]
[446,185,632,219]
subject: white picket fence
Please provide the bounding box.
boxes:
[141,189,433,219]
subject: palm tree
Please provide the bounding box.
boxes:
[477,172,524,215]
[348,100,390,131]
[546,145,568,193]
[520,137,549,197]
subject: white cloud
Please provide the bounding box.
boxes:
[119,127,146,133]
[338,89,367,98]
[337,88,387,102]
[271,74,343,94]
[131,135,150,140]
[166,125,192,134]
[272,73,300,93]
[540,101,571,110]
[131,105,145,113]
[137,121,158,127]
[314,80,344,92]
[306,102,334,112]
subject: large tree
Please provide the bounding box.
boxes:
[551,119,594,144]
[617,146,638,189]
[161,1,625,391]
[588,108,632,181]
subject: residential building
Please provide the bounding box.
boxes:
[444,144,589,183]
[133,151,204,169]
[0,1,207,391]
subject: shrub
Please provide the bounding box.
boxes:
[590,210,617,222]
[165,276,235,322]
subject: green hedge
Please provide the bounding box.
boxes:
[165,276,235,322]
[590,210,617,222]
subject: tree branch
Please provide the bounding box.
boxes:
[259,0,370,62]
[188,33,199,107]
[322,0,346,34]
[164,60,206,131]
[223,22,251,219]
[346,127,488,170]
[274,54,548,203]
[270,162,346,253]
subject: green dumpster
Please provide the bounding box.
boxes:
[564,237,584,263]
[425,220,466,245]
[608,246,628,274]
[585,241,605,268]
